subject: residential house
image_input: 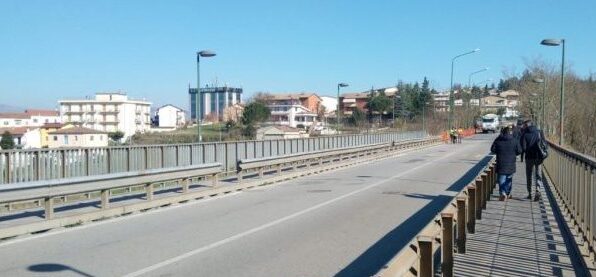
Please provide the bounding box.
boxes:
[261,93,321,128]
[47,126,108,148]
[157,105,186,128]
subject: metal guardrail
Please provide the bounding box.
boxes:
[0,131,425,184]
[0,136,440,241]
[542,140,596,263]
[0,163,222,220]
[376,156,496,277]
[237,139,437,183]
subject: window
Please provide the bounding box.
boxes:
[33,118,38,123]
[90,135,94,141]
[100,135,103,141]
[75,135,78,141]
[3,121,7,125]
[53,136,58,141]
[15,120,22,125]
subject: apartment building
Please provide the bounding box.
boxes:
[189,86,242,121]
[59,92,151,138]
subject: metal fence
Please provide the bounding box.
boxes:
[542,140,595,261]
[0,131,425,185]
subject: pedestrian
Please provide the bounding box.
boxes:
[521,120,545,201]
[449,127,457,144]
[519,121,527,162]
[490,126,522,201]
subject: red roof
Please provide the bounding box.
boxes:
[25,109,59,116]
[42,123,64,129]
[0,112,29,119]
[0,127,30,136]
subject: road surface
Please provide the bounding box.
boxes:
[0,135,494,277]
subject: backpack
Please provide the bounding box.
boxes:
[537,131,548,162]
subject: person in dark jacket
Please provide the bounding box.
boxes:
[521,120,544,201]
[518,122,526,162]
[490,126,522,200]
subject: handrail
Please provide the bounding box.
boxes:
[376,156,496,276]
[542,139,596,264]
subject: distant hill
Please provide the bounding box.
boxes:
[0,104,24,113]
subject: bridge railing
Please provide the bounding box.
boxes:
[542,140,596,262]
[0,131,425,185]
[376,156,496,277]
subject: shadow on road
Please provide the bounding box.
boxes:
[28,263,94,277]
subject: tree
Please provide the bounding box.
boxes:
[0,131,15,150]
[241,102,270,126]
[350,108,366,127]
[108,131,125,142]
[367,91,393,116]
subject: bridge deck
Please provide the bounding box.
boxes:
[453,160,586,276]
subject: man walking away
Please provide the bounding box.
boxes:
[519,122,526,162]
[521,120,544,201]
[491,126,522,200]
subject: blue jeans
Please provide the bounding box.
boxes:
[498,174,513,196]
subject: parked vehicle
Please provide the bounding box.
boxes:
[482,114,500,133]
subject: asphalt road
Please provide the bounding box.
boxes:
[0,134,495,277]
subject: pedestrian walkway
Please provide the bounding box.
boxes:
[453,161,587,277]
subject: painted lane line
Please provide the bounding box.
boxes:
[123,148,463,277]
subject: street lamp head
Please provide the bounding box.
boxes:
[541,39,562,46]
[532,78,545,83]
[198,50,217,57]
[338,83,349,87]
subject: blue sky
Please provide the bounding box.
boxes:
[0,0,594,110]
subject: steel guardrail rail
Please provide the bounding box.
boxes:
[0,131,426,184]
[542,139,596,264]
[375,156,496,277]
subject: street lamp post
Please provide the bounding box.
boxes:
[449,49,479,129]
[541,38,565,145]
[422,101,430,134]
[337,83,349,133]
[196,50,216,142]
[532,78,546,130]
[468,67,489,88]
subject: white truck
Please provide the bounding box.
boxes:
[481,114,500,133]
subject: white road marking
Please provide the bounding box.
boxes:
[123,147,463,277]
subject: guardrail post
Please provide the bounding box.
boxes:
[146,183,154,201]
[318,157,323,166]
[183,178,190,193]
[277,164,282,175]
[456,197,466,253]
[60,149,66,178]
[237,170,243,184]
[101,189,110,209]
[259,167,264,178]
[475,178,483,219]
[211,173,219,187]
[418,236,434,277]
[44,197,54,219]
[441,213,454,277]
[481,173,488,208]
[292,162,297,172]
[467,185,477,233]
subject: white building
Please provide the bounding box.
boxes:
[47,126,108,148]
[320,96,338,114]
[59,92,151,138]
[256,125,309,140]
[157,105,186,128]
[0,109,60,128]
[268,104,317,128]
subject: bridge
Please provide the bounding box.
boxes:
[0,132,594,276]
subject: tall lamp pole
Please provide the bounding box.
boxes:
[196,50,216,142]
[468,67,489,88]
[337,83,349,133]
[449,49,479,129]
[540,38,565,145]
[422,101,430,134]
[532,78,546,130]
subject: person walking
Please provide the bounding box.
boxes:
[521,120,545,201]
[457,127,464,143]
[518,122,527,162]
[491,126,522,200]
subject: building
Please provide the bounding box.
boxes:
[40,123,65,148]
[256,125,309,140]
[0,109,60,128]
[47,126,108,148]
[319,96,338,116]
[59,92,151,138]
[339,92,369,115]
[261,93,321,128]
[189,86,242,121]
[156,105,186,128]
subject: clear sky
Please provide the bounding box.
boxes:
[0,0,594,110]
